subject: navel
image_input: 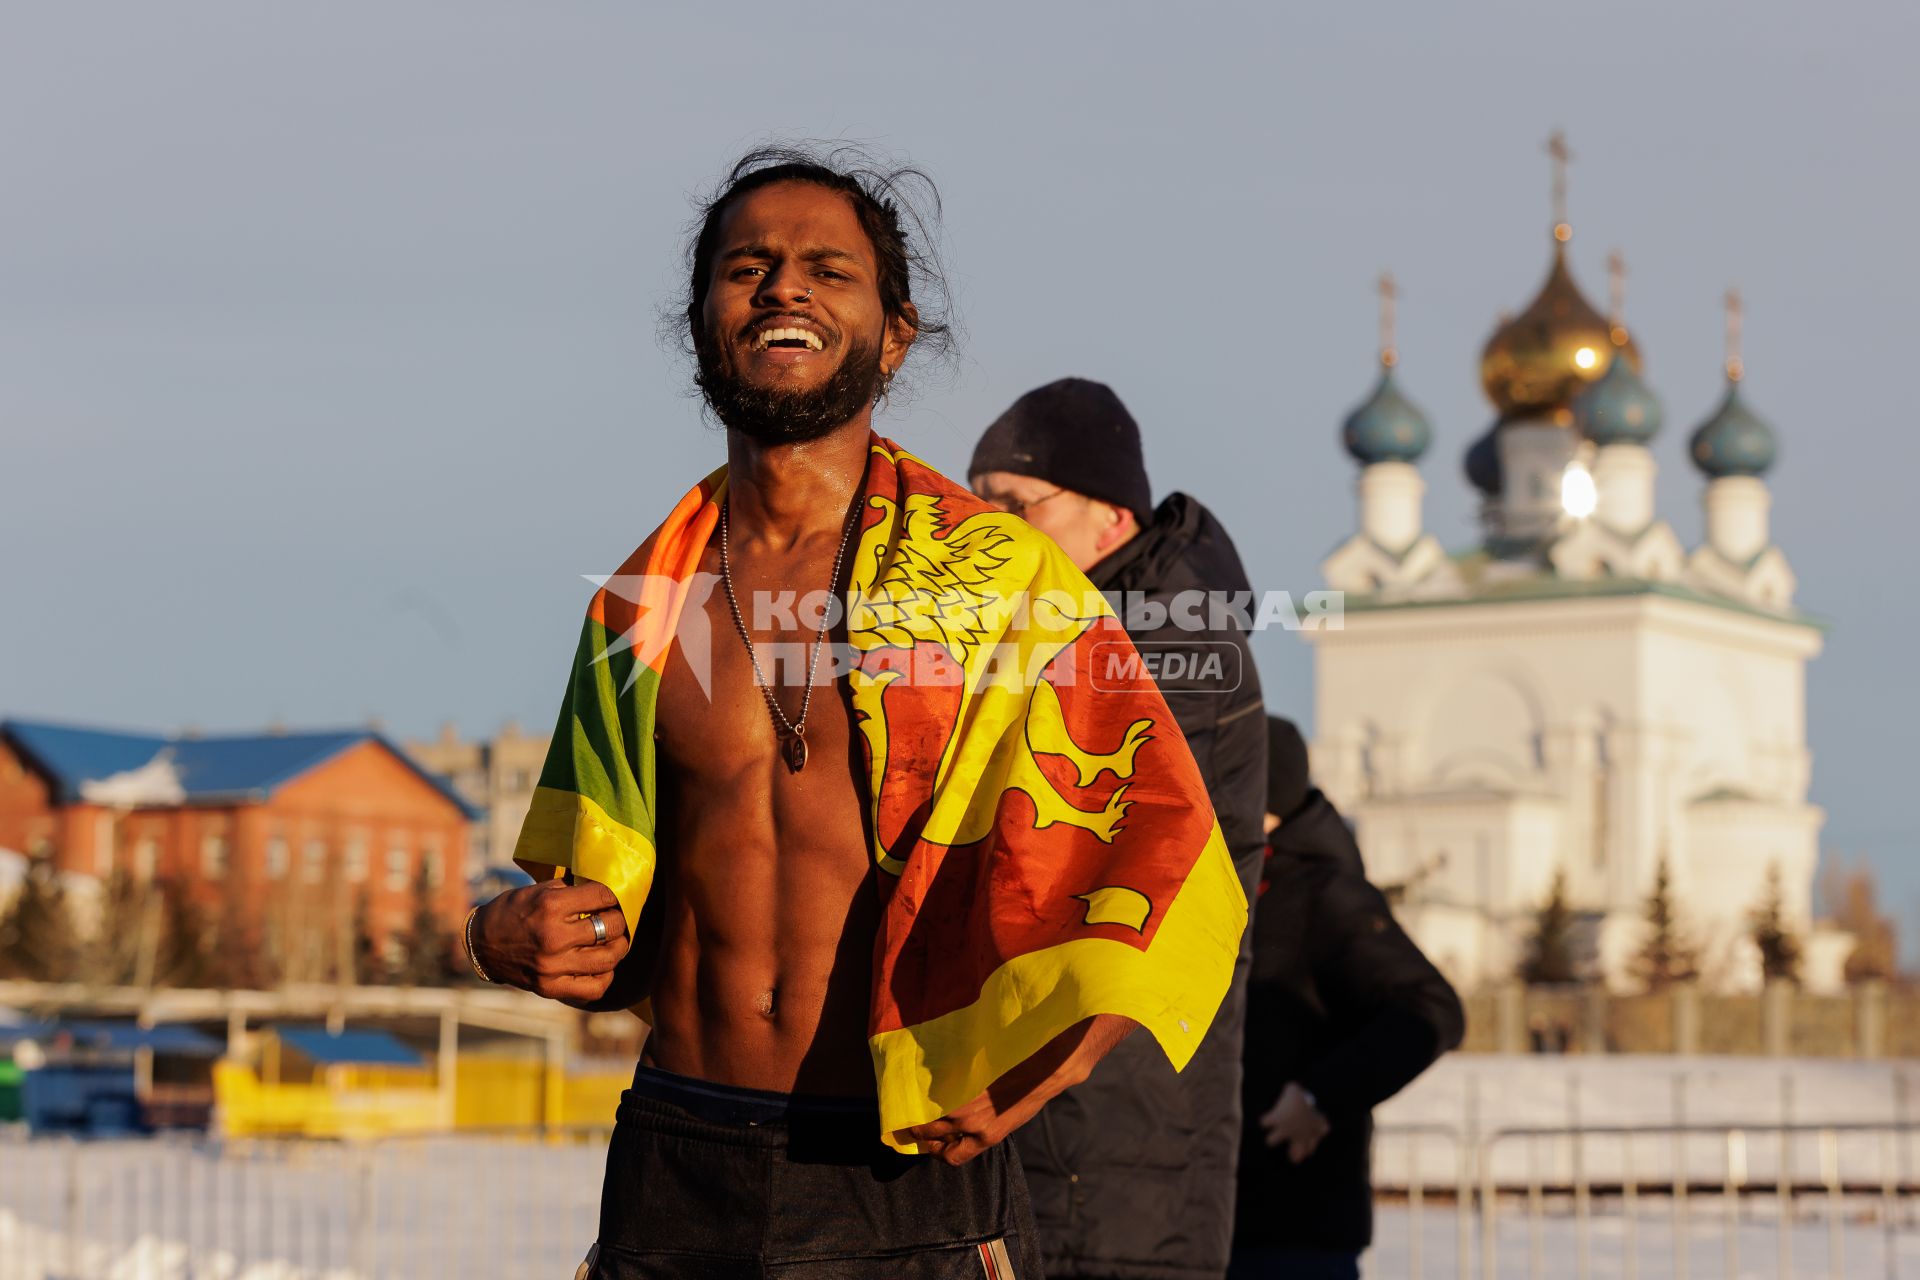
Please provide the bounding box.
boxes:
[756,989,777,1020]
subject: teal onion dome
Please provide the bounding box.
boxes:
[1688,381,1777,478]
[1341,367,1432,465]
[1573,350,1662,445]
[1465,423,1503,494]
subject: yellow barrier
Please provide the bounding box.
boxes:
[556,1068,624,1129]
[454,1056,625,1129]
[215,1060,445,1139]
[215,1057,630,1138]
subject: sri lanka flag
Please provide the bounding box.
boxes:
[515,435,1247,1153]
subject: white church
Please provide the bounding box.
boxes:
[1309,141,1842,995]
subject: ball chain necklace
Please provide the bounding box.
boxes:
[719,494,860,774]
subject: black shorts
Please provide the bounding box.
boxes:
[586,1065,1041,1279]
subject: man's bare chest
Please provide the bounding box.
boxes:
[653,543,861,794]
[650,587,873,901]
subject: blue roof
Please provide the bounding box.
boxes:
[0,1020,58,1052]
[173,731,366,798]
[1464,423,1504,495]
[0,1021,222,1057]
[1341,367,1432,465]
[0,719,479,817]
[61,1021,224,1056]
[1688,381,1778,478]
[1573,349,1663,445]
[470,864,534,906]
[0,723,170,799]
[275,1027,424,1067]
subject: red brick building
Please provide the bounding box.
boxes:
[0,720,476,980]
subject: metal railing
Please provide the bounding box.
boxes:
[1364,1120,1920,1280]
[1370,1122,1478,1280]
[0,1127,614,1280]
[1483,1121,1918,1280]
[5,1118,1920,1279]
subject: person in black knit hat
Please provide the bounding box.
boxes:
[969,377,1155,571]
[1233,716,1465,1280]
[971,378,1268,1280]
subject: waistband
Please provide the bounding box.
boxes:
[627,1064,879,1129]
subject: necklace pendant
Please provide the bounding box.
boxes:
[781,731,809,774]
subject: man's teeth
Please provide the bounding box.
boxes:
[755,327,825,351]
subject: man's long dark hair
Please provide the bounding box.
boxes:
[673,142,957,404]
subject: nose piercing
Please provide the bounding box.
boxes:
[802,289,813,300]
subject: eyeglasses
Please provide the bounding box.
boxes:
[979,487,1069,519]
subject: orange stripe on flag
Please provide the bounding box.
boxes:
[585,468,724,675]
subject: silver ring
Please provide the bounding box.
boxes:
[802,288,813,300]
[589,912,608,945]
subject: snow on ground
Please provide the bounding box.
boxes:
[4,1059,1920,1280]
[1367,1199,1920,1279]
[1386,1056,1920,1133]
[0,1134,602,1280]
[7,1153,1920,1280]
[1374,1056,1920,1189]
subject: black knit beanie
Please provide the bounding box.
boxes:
[1267,716,1312,821]
[969,378,1153,526]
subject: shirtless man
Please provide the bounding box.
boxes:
[468,147,1241,1279]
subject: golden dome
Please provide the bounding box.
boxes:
[1480,234,1642,419]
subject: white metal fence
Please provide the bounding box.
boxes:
[1366,1120,1920,1280]
[4,1121,1920,1279]
[0,1129,612,1280]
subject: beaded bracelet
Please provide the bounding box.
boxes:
[464,905,497,984]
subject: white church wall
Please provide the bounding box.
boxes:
[1349,792,1565,919]
[1425,670,1542,789]
[1346,790,1566,990]
[1312,591,1823,994]
[1632,600,1817,802]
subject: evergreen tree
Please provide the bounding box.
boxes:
[351,889,386,985]
[1631,855,1699,991]
[397,862,457,986]
[0,858,80,982]
[1750,862,1803,985]
[1521,868,1580,985]
[153,876,217,988]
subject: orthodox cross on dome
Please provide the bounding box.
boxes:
[1607,249,1630,346]
[1547,129,1574,242]
[1378,271,1398,369]
[1725,287,1745,382]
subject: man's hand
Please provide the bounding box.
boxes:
[1259,1082,1330,1163]
[470,878,630,1009]
[893,1014,1135,1166]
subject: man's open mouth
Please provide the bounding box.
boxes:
[751,326,826,353]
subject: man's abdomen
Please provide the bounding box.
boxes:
[643,848,880,1097]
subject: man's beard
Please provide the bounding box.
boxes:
[696,331,884,445]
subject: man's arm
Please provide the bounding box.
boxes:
[469,877,634,1010]
[1292,873,1465,1117]
[893,1013,1136,1166]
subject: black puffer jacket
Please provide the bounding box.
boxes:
[1235,791,1465,1254]
[1015,493,1268,1280]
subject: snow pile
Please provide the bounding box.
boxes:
[1372,1055,1920,1188]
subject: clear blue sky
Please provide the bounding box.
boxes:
[3,3,1914,938]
